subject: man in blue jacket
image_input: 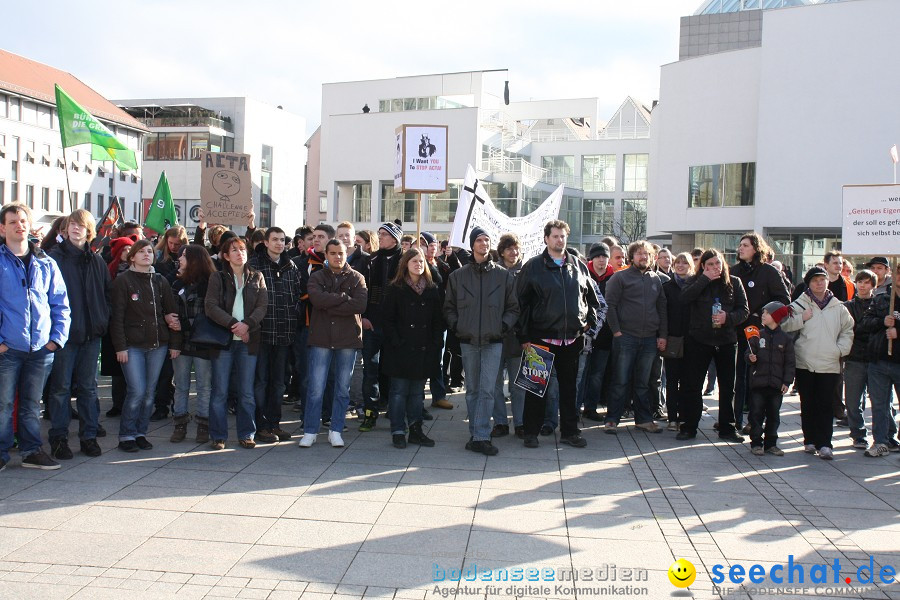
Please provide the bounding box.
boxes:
[0,203,70,471]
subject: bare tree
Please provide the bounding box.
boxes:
[610,192,647,244]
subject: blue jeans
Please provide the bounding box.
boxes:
[0,347,54,461]
[173,354,211,418]
[47,338,101,441]
[579,347,610,413]
[210,341,257,441]
[493,356,526,427]
[389,377,425,435]
[254,343,289,431]
[304,347,356,434]
[460,343,503,441]
[119,346,168,441]
[866,361,900,446]
[843,360,868,442]
[607,334,657,425]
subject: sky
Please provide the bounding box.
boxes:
[5,0,703,135]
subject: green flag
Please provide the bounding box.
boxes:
[55,84,138,171]
[145,171,178,233]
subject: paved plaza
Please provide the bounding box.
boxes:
[1,379,899,600]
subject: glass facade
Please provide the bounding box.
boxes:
[427,180,462,223]
[582,155,616,192]
[582,198,615,236]
[622,197,648,242]
[689,162,755,207]
[352,183,372,222]
[378,95,474,113]
[481,182,518,218]
[145,132,234,160]
[381,183,417,223]
[623,154,649,192]
[260,145,273,227]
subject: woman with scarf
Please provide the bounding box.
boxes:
[780,266,853,459]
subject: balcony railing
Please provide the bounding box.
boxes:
[138,116,233,132]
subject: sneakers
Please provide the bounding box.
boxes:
[135,437,153,450]
[635,421,661,434]
[539,424,554,436]
[560,434,587,448]
[865,443,890,457]
[359,411,377,432]
[50,438,73,460]
[118,440,139,453]
[298,434,317,448]
[210,439,225,450]
[21,450,60,470]
[238,438,256,449]
[675,431,696,441]
[392,433,407,449]
[765,446,784,456]
[256,429,278,444]
[852,439,868,449]
[431,398,454,410]
[408,423,435,447]
[803,444,817,453]
[751,446,765,456]
[604,422,618,434]
[80,438,102,457]
[465,439,499,456]
[818,446,833,460]
[272,428,292,441]
[719,432,745,444]
[666,421,680,432]
[491,424,509,438]
[524,435,539,448]
[514,426,525,439]
[328,431,344,448]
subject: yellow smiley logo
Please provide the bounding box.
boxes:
[668,558,697,588]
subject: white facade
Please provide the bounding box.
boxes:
[650,0,900,269]
[317,70,652,249]
[115,97,307,234]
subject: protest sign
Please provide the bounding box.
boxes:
[200,152,253,225]
[394,125,448,193]
[842,184,900,255]
[448,164,563,262]
[513,345,555,398]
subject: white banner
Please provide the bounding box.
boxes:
[842,184,900,255]
[448,164,563,262]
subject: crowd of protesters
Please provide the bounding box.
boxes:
[2,199,899,473]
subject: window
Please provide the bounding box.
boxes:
[560,195,583,245]
[224,137,234,152]
[25,185,34,209]
[352,183,371,222]
[37,105,51,129]
[189,132,209,159]
[97,194,104,214]
[689,162,756,207]
[582,155,617,192]
[622,197,648,242]
[0,180,5,204]
[71,192,78,211]
[428,181,463,223]
[541,155,575,179]
[260,145,273,227]
[319,196,327,213]
[261,145,273,171]
[582,198,614,236]
[22,102,37,125]
[10,136,19,203]
[84,192,91,211]
[56,190,65,212]
[209,134,223,153]
[0,94,7,118]
[41,187,49,211]
[9,97,21,121]
[41,143,51,166]
[381,183,416,223]
[481,182,518,218]
[623,154,649,192]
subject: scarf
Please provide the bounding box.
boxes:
[406,276,426,296]
[674,273,690,288]
[805,287,833,311]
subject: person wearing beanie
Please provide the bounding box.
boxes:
[379,220,403,245]
[745,300,795,456]
[468,226,489,250]
[780,266,853,459]
[581,242,615,422]
[843,270,878,448]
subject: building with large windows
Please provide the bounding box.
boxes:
[116,97,306,233]
[0,50,146,226]
[649,0,897,274]
[315,70,651,250]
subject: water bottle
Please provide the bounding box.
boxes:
[712,297,722,329]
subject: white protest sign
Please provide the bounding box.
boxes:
[842,184,900,255]
[395,125,448,193]
[448,164,563,262]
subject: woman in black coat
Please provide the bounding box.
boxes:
[381,248,445,449]
[661,252,695,431]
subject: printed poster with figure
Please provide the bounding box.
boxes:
[395,125,448,193]
[514,344,555,397]
[200,152,253,225]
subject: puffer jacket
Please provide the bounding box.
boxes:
[49,239,109,344]
[680,274,749,346]
[204,268,268,355]
[516,249,600,342]
[745,326,795,390]
[844,294,875,363]
[110,268,180,351]
[0,243,70,352]
[781,291,854,373]
[444,259,519,346]
[380,282,445,380]
[307,263,368,350]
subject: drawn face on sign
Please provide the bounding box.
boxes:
[212,170,241,198]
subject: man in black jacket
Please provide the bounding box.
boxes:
[844,269,876,448]
[444,227,519,455]
[860,272,900,457]
[516,220,599,449]
[46,209,110,459]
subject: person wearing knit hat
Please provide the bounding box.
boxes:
[761,301,791,325]
[469,226,489,249]
[589,242,610,261]
[108,235,136,279]
[379,220,402,245]
[419,231,436,245]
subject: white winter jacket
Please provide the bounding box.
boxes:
[781,292,853,374]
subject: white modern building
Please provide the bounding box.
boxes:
[649,0,899,273]
[315,69,652,250]
[116,97,306,234]
[0,49,146,227]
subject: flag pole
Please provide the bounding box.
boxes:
[890,256,897,356]
[62,146,75,212]
[416,192,422,248]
